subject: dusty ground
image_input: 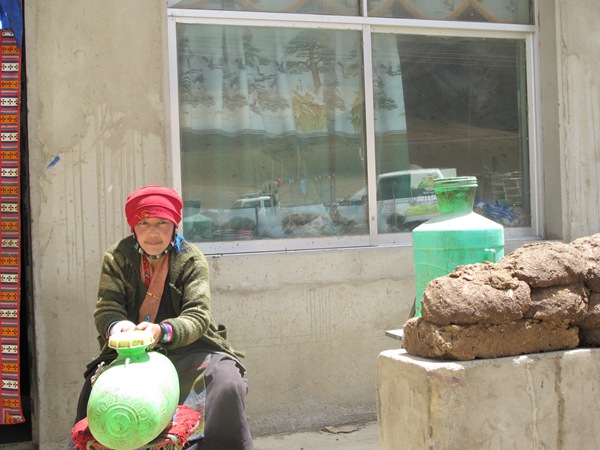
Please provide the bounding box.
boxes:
[253,421,378,450]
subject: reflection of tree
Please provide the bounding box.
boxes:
[286,30,345,132]
[256,87,289,112]
[178,26,365,207]
[287,30,332,91]
[241,28,270,73]
[241,28,289,114]
[373,59,400,112]
[374,86,398,111]
[219,73,254,112]
[178,37,216,107]
[178,27,291,113]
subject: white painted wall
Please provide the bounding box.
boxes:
[16,0,600,448]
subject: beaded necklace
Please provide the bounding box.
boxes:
[133,236,174,287]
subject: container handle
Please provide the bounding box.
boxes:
[484,248,498,263]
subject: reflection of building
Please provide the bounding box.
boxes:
[14,1,600,448]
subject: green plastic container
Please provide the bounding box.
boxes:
[412,177,504,316]
[87,331,180,450]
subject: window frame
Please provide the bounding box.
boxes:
[167,3,542,255]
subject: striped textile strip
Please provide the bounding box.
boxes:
[0,29,23,425]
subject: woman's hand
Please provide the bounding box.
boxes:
[134,321,164,344]
[108,320,136,337]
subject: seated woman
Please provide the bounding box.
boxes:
[68,185,253,450]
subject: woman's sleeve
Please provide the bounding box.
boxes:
[94,250,132,338]
[161,252,212,348]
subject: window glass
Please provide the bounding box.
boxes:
[368,0,533,25]
[177,24,367,242]
[168,0,360,16]
[371,33,530,232]
[169,6,538,250]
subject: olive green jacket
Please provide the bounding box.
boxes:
[92,236,242,362]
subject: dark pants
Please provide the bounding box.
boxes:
[67,353,253,450]
[186,353,253,450]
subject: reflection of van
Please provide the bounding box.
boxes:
[232,195,273,209]
[379,168,457,198]
[348,168,456,230]
[377,168,456,228]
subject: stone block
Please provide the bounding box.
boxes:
[378,348,600,450]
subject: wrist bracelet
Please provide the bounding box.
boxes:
[159,322,173,343]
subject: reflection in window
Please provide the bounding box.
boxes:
[170,6,536,247]
[371,33,530,232]
[177,24,368,242]
[168,0,360,16]
[368,0,533,25]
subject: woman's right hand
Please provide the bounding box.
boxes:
[109,320,137,336]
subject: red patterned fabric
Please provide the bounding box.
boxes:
[125,185,183,231]
[0,29,23,425]
[71,405,201,450]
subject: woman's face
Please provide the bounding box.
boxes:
[134,217,175,256]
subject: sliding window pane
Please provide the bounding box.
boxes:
[177,24,367,242]
[169,0,360,16]
[372,33,530,232]
[368,0,533,25]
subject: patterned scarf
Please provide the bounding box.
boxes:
[137,252,170,323]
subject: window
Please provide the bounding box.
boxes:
[367,0,532,24]
[168,0,360,16]
[168,1,538,254]
[372,33,531,235]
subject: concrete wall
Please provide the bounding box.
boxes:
[14,0,600,448]
[21,2,417,447]
[24,2,174,448]
[555,0,600,238]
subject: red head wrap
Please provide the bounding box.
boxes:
[125,185,183,231]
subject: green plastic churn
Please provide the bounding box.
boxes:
[86,330,180,450]
[412,176,504,316]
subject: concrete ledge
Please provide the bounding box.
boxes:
[377,348,600,449]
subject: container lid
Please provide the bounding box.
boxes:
[108,330,154,349]
[433,176,478,190]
